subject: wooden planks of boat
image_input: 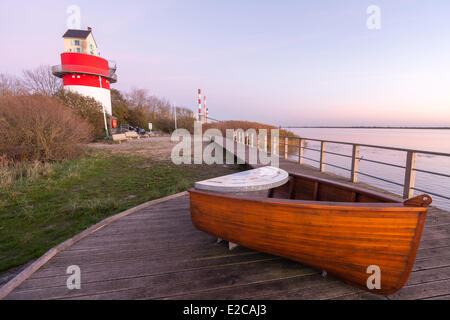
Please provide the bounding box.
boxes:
[189,171,432,295]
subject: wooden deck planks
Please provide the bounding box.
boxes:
[3,142,450,300]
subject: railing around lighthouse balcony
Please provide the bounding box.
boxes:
[108,60,117,71]
[51,64,117,83]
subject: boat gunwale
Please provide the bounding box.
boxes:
[188,189,427,212]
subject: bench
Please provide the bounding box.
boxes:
[111,133,128,143]
[125,131,140,139]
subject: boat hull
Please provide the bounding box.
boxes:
[189,189,428,295]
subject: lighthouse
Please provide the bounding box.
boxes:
[52,27,117,115]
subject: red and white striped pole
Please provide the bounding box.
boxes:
[198,89,202,121]
[203,96,207,123]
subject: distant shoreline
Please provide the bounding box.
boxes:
[281,126,450,130]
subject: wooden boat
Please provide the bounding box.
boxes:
[189,169,432,295]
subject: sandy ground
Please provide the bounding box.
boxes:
[88,136,178,161]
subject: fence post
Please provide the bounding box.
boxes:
[257,133,260,150]
[275,136,278,155]
[350,145,360,183]
[298,139,304,164]
[319,142,326,172]
[403,151,417,199]
[284,137,288,159]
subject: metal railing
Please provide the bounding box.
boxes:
[51,64,117,83]
[108,60,117,71]
[233,132,450,201]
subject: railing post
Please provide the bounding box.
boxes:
[273,136,278,155]
[298,138,304,164]
[284,137,288,159]
[264,135,267,152]
[319,142,326,172]
[257,133,260,150]
[350,145,360,183]
[403,151,417,199]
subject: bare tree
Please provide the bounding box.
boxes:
[119,87,194,132]
[126,88,172,121]
[126,88,150,108]
[22,65,62,95]
[0,73,25,96]
[176,107,195,132]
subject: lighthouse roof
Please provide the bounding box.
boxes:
[62,29,91,39]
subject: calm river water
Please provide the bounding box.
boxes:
[289,128,450,210]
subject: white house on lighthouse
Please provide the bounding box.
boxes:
[52,27,117,115]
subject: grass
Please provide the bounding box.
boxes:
[0,147,245,272]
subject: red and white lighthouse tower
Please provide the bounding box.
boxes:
[52,28,117,115]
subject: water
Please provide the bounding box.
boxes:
[288,128,450,210]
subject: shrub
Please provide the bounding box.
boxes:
[57,89,106,140]
[0,95,92,162]
[128,106,148,129]
[111,89,131,125]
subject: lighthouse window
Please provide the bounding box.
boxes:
[76,48,81,53]
[74,40,81,46]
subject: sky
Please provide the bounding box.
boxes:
[1,0,450,126]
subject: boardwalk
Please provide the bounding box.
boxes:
[2,141,450,299]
